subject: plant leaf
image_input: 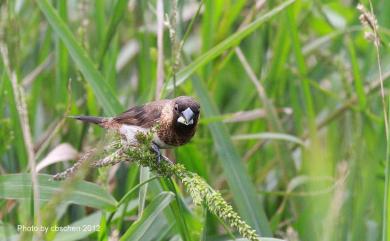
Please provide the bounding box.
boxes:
[98,0,130,64]
[53,212,101,241]
[120,192,175,241]
[36,0,122,116]
[0,174,117,211]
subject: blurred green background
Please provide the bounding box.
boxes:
[1,0,390,240]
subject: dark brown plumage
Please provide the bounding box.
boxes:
[72,96,200,149]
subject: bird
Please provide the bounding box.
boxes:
[71,96,200,162]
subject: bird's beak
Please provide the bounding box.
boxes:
[178,107,195,125]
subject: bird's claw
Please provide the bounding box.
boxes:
[151,142,162,164]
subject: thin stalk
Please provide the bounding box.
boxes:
[171,0,178,96]
[155,0,164,99]
[235,47,295,178]
[384,95,390,241]
[0,44,40,229]
[359,2,390,239]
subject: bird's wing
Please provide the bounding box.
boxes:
[113,100,167,128]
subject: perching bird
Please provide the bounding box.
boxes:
[71,96,200,161]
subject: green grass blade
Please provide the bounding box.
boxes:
[192,76,272,236]
[36,0,122,116]
[3,73,28,168]
[53,212,101,241]
[120,192,175,241]
[164,0,295,91]
[94,0,106,45]
[148,179,194,241]
[97,0,130,66]
[286,6,316,134]
[0,174,117,211]
[164,178,192,241]
[346,37,367,109]
[54,0,69,106]
[138,167,150,216]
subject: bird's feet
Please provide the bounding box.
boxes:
[151,142,162,164]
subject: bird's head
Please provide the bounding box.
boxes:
[172,96,200,128]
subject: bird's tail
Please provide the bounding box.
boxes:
[69,116,105,125]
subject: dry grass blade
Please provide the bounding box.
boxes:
[0,43,41,227]
[155,0,164,100]
[36,143,79,172]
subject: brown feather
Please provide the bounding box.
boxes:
[113,100,169,128]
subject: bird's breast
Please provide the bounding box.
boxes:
[156,124,196,148]
[119,125,148,145]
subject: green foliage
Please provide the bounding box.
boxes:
[119,192,175,241]
[0,173,117,210]
[1,0,390,240]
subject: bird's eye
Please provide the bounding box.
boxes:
[174,104,179,112]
